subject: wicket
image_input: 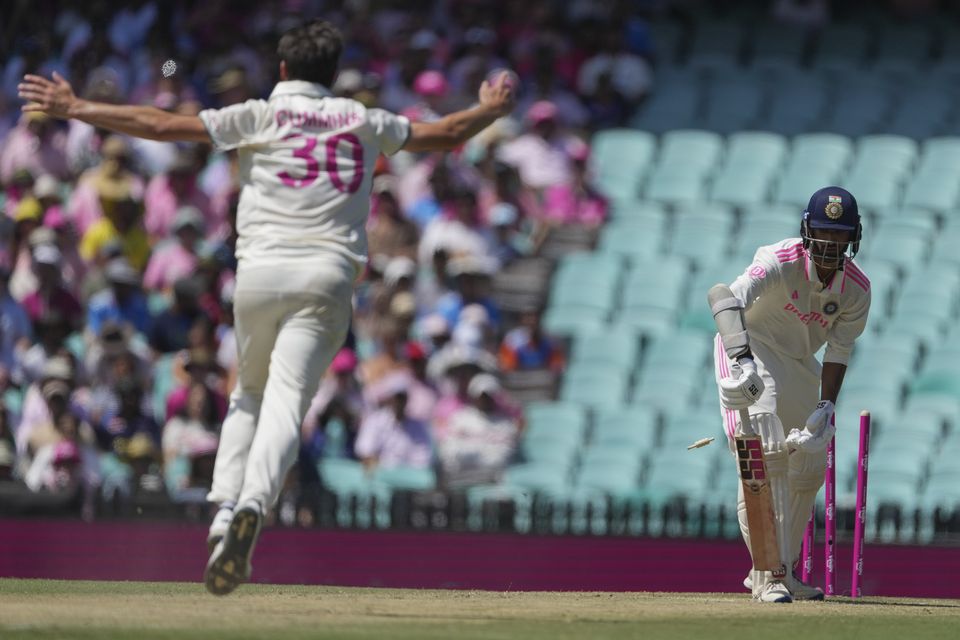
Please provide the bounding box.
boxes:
[802,411,871,598]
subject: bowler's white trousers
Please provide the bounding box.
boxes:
[207,254,355,512]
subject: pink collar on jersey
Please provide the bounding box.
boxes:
[269,80,333,100]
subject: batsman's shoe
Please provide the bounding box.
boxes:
[743,572,752,591]
[206,506,234,554]
[786,574,825,601]
[754,581,793,603]
[204,503,263,596]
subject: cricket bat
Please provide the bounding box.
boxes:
[735,409,786,577]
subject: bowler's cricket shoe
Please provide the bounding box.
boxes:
[206,505,234,554]
[755,580,793,603]
[204,503,263,596]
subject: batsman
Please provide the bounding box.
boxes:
[709,187,871,603]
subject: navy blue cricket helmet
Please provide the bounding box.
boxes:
[800,186,862,268]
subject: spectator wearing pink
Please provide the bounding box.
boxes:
[428,344,498,442]
[66,135,146,235]
[0,113,69,186]
[165,348,228,424]
[438,374,519,487]
[20,245,84,333]
[355,373,432,472]
[540,138,608,226]
[143,152,215,242]
[143,207,204,293]
[497,101,576,191]
[42,207,87,299]
[302,348,366,456]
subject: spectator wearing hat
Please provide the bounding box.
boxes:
[403,70,453,123]
[143,206,205,293]
[419,314,453,354]
[0,263,32,388]
[79,194,151,271]
[354,371,432,472]
[302,348,366,463]
[488,202,525,266]
[540,137,608,226]
[8,225,55,300]
[42,203,87,299]
[148,276,205,354]
[434,255,502,334]
[20,244,83,332]
[19,310,74,386]
[66,135,146,236]
[0,112,69,185]
[497,100,579,191]
[86,258,151,337]
[165,348,228,423]
[143,150,216,242]
[499,307,565,372]
[84,320,151,390]
[417,187,494,266]
[427,343,499,441]
[437,373,519,487]
[367,177,419,261]
[15,356,80,460]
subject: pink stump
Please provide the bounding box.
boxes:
[825,427,836,596]
[852,411,872,598]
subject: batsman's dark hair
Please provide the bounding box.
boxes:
[277,20,343,87]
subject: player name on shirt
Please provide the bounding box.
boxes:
[275,110,362,129]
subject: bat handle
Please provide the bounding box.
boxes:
[738,408,752,436]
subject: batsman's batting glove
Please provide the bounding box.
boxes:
[786,400,836,452]
[718,357,765,410]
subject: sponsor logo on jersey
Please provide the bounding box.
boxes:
[784,302,829,328]
[823,301,839,315]
[791,290,799,300]
[749,265,766,278]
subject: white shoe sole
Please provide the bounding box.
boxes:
[204,506,262,596]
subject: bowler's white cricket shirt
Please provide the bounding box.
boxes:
[730,238,871,365]
[199,80,410,270]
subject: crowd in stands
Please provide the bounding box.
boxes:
[0,0,644,522]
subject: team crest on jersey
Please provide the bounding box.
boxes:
[823,301,839,315]
[825,195,843,220]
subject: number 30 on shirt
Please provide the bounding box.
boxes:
[278,132,364,194]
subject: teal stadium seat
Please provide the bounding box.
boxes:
[571,327,640,372]
[590,129,657,200]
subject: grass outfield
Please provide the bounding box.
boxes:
[1,579,959,640]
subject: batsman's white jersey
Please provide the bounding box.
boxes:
[713,239,871,569]
[200,80,410,511]
[714,238,871,437]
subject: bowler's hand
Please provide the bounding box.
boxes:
[18,72,78,119]
[478,71,515,118]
